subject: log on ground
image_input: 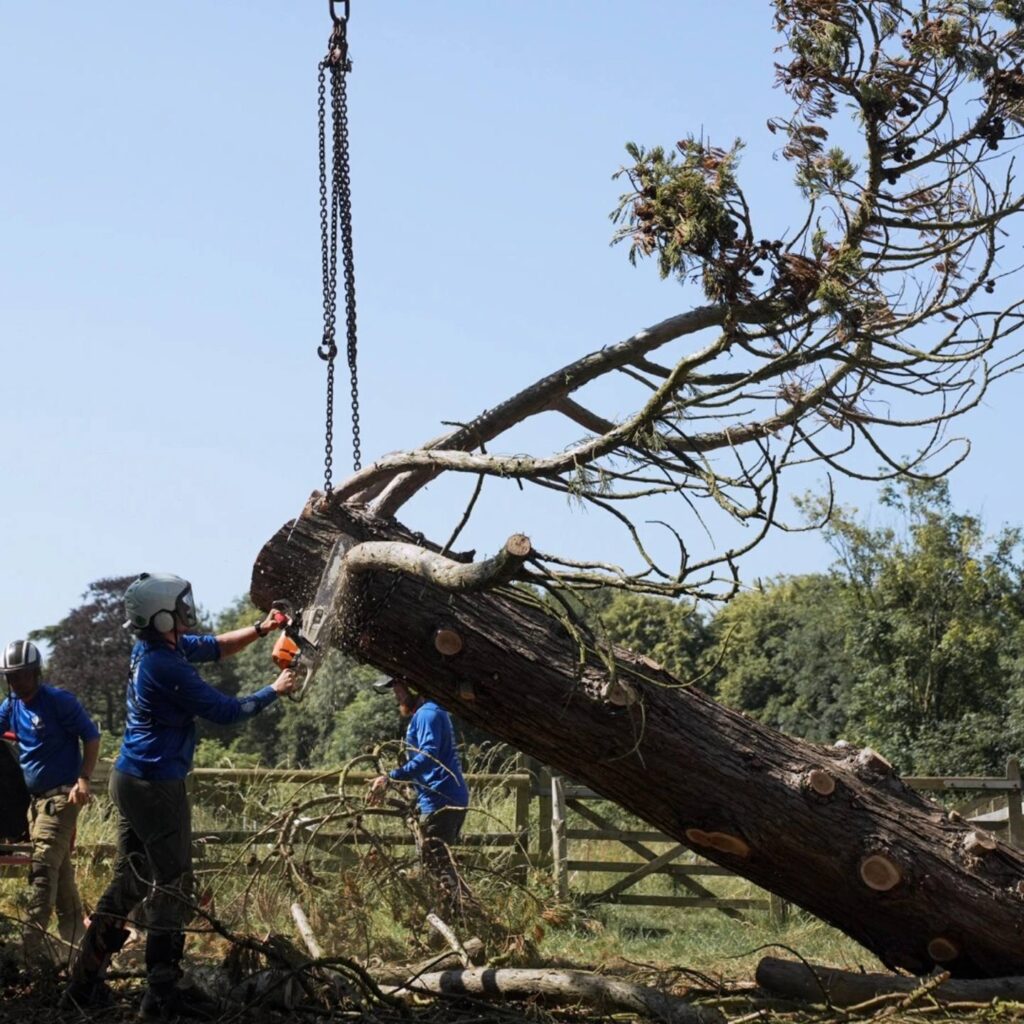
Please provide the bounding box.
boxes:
[756,956,1024,1007]
[389,966,722,1024]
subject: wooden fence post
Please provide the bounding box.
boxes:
[531,759,553,867]
[1007,757,1024,850]
[513,754,531,879]
[768,892,789,926]
[551,774,568,901]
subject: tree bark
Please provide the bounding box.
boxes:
[252,499,1024,979]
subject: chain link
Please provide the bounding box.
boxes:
[317,12,359,496]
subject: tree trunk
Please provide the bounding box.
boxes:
[252,498,1024,979]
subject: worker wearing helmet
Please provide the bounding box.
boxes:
[65,573,296,1017]
[0,638,100,967]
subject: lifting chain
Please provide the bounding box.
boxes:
[318,0,360,495]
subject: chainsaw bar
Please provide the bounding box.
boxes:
[279,536,354,702]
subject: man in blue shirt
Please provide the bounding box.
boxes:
[369,677,473,918]
[0,638,100,966]
[65,573,296,1018]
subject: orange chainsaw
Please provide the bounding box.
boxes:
[268,537,351,701]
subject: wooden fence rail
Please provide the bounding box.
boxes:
[3,756,1023,922]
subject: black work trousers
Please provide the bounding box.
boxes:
[88,768,193,987]
[418,806,471,919]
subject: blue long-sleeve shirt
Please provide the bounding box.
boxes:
[0,683,100,794]
[389,700,469,814]
[115,634,277,781]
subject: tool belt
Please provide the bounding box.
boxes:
[30,784,73,801]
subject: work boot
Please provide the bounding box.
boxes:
[138,980,224,1021]
[140,930,222,1021]
[60,977,115,1011]
[62,920,129,1010]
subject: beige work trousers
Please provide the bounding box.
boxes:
[23,792,83,964]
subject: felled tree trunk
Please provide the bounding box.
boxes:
[252,499,1024,979]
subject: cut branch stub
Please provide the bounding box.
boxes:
[685,828,751,858]
[806,768,836,797]
[505,533,532,559]
[456,679,476,702]
[600,676,638,707]
[928,937,960,964]
[434,628,464,657]
[964,830,998,855]
[859,853,903,892]
[855,748,894,775]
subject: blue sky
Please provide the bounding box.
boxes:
[1,1,1020,648]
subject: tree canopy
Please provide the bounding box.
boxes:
[326,0,1024,612]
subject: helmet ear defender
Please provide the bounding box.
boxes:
[151,610,175,634]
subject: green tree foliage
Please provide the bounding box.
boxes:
[812,481,1024,774]
[594,591,710,685]
[708,574,857,741]
[711,481,1024,775]
[30,576,136,735]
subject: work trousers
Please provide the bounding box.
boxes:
[87,769,193,988]
[418,806,471,919]
[23,792,83,963]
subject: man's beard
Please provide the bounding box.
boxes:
[398,700,417,717]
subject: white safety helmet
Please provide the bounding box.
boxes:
[1,639,42,677]
[124,573,199,634]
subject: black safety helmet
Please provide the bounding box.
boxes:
[0,639,42,677]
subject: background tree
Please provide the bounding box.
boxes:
[708,480,1024,775]
[593,592,711,684]
[811,480,1024,774]
[708,574,857,740]
[30,576,135,735]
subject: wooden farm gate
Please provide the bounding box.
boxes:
[544,757,1024,916]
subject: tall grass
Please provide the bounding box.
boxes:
[1,764,882,982]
